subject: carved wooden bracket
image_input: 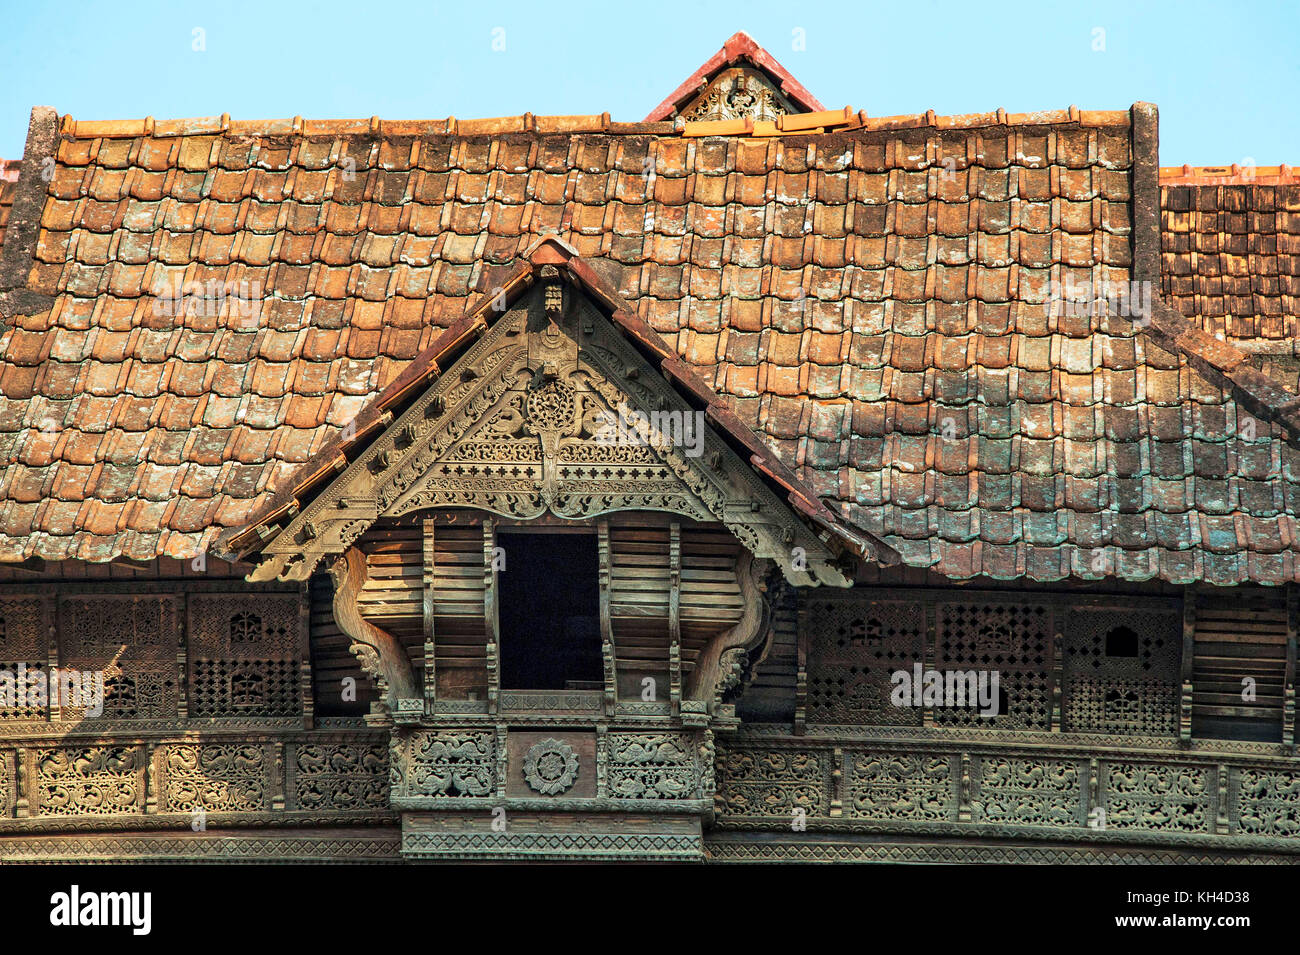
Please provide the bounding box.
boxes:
[685,553,774,711]
[330,548,419,713]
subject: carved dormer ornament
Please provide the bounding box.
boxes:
[681,67,796,123]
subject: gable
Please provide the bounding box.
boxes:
[644,30,825,122]
[679,67,798,123]
[240,261,855,587]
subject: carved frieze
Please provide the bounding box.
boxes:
[606,733,699,800]
[160,743,268,813]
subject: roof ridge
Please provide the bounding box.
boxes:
[55,106,1134,142]
[1160,164,1299,184]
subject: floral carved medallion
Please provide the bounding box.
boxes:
[523,738,579,795]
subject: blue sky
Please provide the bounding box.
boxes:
[1,0,1295,164]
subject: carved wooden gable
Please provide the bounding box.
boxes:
[681,67,797,122]
[247,261,850,588]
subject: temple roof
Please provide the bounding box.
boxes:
[0,44,1298,585]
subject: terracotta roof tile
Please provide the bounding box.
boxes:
[0,99,1295,582]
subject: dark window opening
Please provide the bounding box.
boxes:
[1104,626,1139,657]
[497,531,602,690]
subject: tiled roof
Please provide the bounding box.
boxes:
[1,91,1300,584]
[1161,168,1300,361]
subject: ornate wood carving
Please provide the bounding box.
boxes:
[1286,586,1297,749]
[328,549,417,717]
[669,522,682,716]
[681,67,796,123]
[247,282,848,588]
[685,553,773,713]
[422,518,437,708]
[1181,590,1196,743]
[597,522,616,710]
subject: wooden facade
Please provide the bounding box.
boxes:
[0,34,1298,863]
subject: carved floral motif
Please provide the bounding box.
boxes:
[523,738,579,795]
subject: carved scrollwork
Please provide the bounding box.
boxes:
[329,549,417,715]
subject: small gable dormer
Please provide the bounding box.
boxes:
[645,30,825,123]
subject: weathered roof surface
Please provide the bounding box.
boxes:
[2,93,1300,584]
[1161,166,1300,343]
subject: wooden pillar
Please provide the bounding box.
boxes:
[299,584,313,730]
[1049,614,1065,732]
[923,603,937,729]
[1181,587,1196,743]
[422,517,437,708]
[46,605,59,723]
[1285,585,1297,749]
[483,519,499,716]
[794,597,808,736]
[668,522,682,716]
[597,521,616,712]
[176,592,189,721]
[829,746,843,817]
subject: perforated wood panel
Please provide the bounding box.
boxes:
[1062,608,1180,735]
[933,603,1052,730]
[0,596,51,720]
[804,597,925,726]
[59,595,180,719]
[187,594,303,718]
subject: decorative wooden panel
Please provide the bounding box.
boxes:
[1062,608,1180,735]
[934,602,1052,730]
[33,745,145,816]
[59,595,180,719]
[187,593,303,719]
[0,596,51,720]
[803,597,925,726]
